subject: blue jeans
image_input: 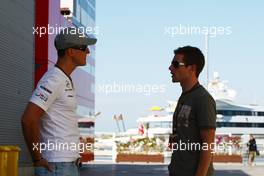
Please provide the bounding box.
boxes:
[34,162,79,176]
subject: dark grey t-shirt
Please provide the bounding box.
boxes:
[168,85,216,176]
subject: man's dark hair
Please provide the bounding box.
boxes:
[57,49,66,57]
[54,40,66,57]
[174,46,205,77]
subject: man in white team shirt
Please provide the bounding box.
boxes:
[21,27,96,176]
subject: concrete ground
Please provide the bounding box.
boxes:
[80,162,264,176]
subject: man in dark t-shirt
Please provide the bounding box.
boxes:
[168,46,216,176]
[247,134,257,166]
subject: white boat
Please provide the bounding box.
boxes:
[210,72,264,136]
[96,73,264,160]
[126,72,264,139]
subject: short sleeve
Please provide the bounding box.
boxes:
[195,95,216,129]
[30,73,63,111]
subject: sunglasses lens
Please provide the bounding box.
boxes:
[72,45,87,51]
[80,46,87,51]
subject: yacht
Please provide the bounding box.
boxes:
[126,72,264,138]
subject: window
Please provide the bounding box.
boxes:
[217,110,263,116]
[217,122,264,128]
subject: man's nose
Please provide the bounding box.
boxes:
[86,48,90,54]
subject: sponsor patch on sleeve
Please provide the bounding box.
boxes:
[40,85,52,94]
[34,88,48,102]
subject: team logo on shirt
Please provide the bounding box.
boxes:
[65,80,71,88]
[177,105,192,127]
[35,89,48,102]
[40,85,52,94]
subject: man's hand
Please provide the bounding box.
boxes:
[34,158,53,172]
[21,102,45,163]
[195,128,215,176]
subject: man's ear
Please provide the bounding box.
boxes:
[65,48,74,57]
[190,64,197,75]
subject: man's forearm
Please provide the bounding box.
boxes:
[21,118,42,161]
[196,129,215,176]
[195,149,212,176]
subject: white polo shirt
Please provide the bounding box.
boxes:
[30,66,80,162]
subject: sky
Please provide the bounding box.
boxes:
[94,0,264,132]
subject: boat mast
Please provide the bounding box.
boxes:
[205,34,209,89]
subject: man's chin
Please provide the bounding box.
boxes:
[172,78,179,83]
[80,62,86,66]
